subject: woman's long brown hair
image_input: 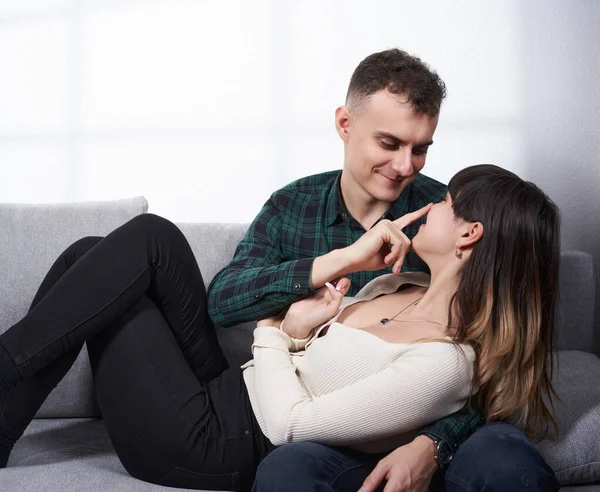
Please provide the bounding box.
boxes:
[448,165,561,437]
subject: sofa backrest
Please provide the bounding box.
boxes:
[0,211,597,419]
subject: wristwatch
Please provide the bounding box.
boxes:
[424,435,454,468]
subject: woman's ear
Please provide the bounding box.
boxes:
[457,222,484,249]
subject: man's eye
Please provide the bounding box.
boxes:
[412,148,428,156]
[380,140,397,150]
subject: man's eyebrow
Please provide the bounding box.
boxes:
[374,131,434,148]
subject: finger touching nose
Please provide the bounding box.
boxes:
[393,202,433,229]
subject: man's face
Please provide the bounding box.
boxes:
[337,89,439,204]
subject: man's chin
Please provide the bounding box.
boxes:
[374,183,408,202]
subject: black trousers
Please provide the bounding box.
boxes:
[0,214,272,491]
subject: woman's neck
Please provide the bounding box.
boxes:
[409,265,461,328]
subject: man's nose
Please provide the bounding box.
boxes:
[390,148,414,176]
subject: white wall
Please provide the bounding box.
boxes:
[1,0,599,330]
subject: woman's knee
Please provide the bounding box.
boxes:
[126,213,179,238]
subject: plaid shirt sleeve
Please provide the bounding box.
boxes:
[417,396,486,452]
[207,193,316,327]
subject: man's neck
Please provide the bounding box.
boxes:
[339,173,391,231]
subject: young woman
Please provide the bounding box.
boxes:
[0,164,560,491]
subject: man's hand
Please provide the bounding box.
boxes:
[358,436,438,492]
[342,203,433,275]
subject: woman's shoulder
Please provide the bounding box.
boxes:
[355,271,431,299]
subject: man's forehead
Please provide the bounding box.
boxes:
[356,90,437,125]
[360,89,413,112]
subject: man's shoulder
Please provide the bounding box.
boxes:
[269,170,340,209]
[277,170,341,196]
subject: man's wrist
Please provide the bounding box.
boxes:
[419,433,454,469]
[309,249,353,288]
[413,435,439,470]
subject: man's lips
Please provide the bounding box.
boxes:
[376,171,402,183]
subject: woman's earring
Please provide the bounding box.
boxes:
[455,248,463,259]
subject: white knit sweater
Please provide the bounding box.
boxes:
[242,272,476,451]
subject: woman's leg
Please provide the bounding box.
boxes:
[86,296,269,492]
[0,213,228,391]
[0,236,102,466]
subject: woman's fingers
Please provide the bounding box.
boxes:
[333,277,351,294]
[325,281,339,292]
[325,280,348,297]
[393,202,433,230]
[325,278,351,310]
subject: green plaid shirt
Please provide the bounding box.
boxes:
[207,169,484,451]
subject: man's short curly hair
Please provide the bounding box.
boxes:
[346,48,447,117]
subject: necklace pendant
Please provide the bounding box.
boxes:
[380,318,390,325]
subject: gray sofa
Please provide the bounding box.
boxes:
[0,197,598,492]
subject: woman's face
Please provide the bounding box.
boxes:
[412,192,463,259]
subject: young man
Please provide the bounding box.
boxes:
[207,49,559,492]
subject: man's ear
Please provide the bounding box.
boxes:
[335,106,350,143]
[457,222,484,249]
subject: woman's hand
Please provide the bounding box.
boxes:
[342,203,432,275]
[282,277,352,339]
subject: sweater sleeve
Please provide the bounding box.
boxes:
[251,327,474,447]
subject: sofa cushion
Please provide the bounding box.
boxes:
[535,350,600,485]
[0,197,148,418]
[3,418,200,491]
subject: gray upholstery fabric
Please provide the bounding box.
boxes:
[2,419,200,492]
[0,197,148,418]
[536,351,600,485]
[557,250,598,356]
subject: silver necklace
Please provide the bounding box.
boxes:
[380,296,449,329]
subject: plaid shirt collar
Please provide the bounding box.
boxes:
[325,171,413,228]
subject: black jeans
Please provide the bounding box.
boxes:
[0,214,272,491]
